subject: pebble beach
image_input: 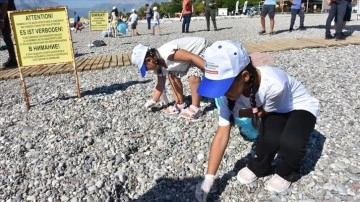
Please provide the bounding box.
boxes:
[0,13,360,201]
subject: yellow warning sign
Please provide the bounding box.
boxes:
[9,7,74,67]
[89,11,109,31]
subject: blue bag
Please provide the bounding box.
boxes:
[215,98,258,140]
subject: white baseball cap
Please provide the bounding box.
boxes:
[197,40,250,98]
[132,9,136,13]
[113,6,116,9]
[153,7,157,11]
[131,44,150,77]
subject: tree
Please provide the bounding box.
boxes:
[193,1,205,15]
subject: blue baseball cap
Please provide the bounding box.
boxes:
[197,40,250,98]
[131,44,149,77]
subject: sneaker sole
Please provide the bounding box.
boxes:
[236,175,258,184]
[266,184,290,193]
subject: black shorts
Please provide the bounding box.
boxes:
[261,5,276,18]
[131,22,137,29]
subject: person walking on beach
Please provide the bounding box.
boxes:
[204,0,218,31]
[145,4,153,30]
[324,0,347,40]
[194,40,319,201]
[259,0,282,35]
[288,0,306,32]
[131,37,208,120]
[181,0,192,33]
[0,0,17,69]
[333,0,352,37]
[151,7,161,35]
[129,9,139,36]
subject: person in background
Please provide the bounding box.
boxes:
[145,4,152,30]
[195,40,319,201]
[333,0,352,37]
[288,0,306,32]
[73,11,81,33]
[151,7,161,35]
[0,0,17,69]
[129,9,139,36]
[324,0,347,40]
[110,6,119,37]
[181,0,192,33]
[260,0,283,35]
[204,0,218,31]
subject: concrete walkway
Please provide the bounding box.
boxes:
[1,35,359,80]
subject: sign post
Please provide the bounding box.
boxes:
[8,6,80,110]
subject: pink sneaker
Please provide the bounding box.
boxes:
[266,174,291,193]
[236,167,258,184]
[164,103,187,114]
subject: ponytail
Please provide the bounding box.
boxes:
[245,61,261,129]
[145,48,162,74]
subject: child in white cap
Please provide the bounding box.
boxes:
[195,40,320,201]
[131,37,208,119]
[151,7,161,35]
[129,9,139,36]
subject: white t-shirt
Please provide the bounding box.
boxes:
[264,0,277,5]
[129,13,138,24]
[152,12,160,23]
[153,37,206,75]
[111,11,117,22]
[216,66,320,126]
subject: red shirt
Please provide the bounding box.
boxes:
[182,0,192,14]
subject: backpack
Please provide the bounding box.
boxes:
[93,40,107,47]
[77,16,80,22]
[149,8,154,18]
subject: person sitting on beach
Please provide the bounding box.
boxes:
[73,11,81,33]
[194,40,320,201]
[131,37,209,120]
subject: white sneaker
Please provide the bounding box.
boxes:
[266,174,291,193]
[236,167,258,184]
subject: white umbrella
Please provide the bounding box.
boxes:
[242,1,248,14]
[235,1,239,14]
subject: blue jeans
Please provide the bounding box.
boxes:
[325,0,347,37]
[290,9,305,29]
[182,13,192,33]
[146,17,152,29]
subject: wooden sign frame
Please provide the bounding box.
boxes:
[8,6,81,110]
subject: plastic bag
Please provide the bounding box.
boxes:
[234,117,258,140]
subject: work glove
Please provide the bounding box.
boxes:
[195,174,215,202]
[144,99,156,109]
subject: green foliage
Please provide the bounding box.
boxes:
[193,1,205,15]
[216,0,260,12]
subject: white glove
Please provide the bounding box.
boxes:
[195,174,215,202]
[162,93,169,105]
[144,99,156,108]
